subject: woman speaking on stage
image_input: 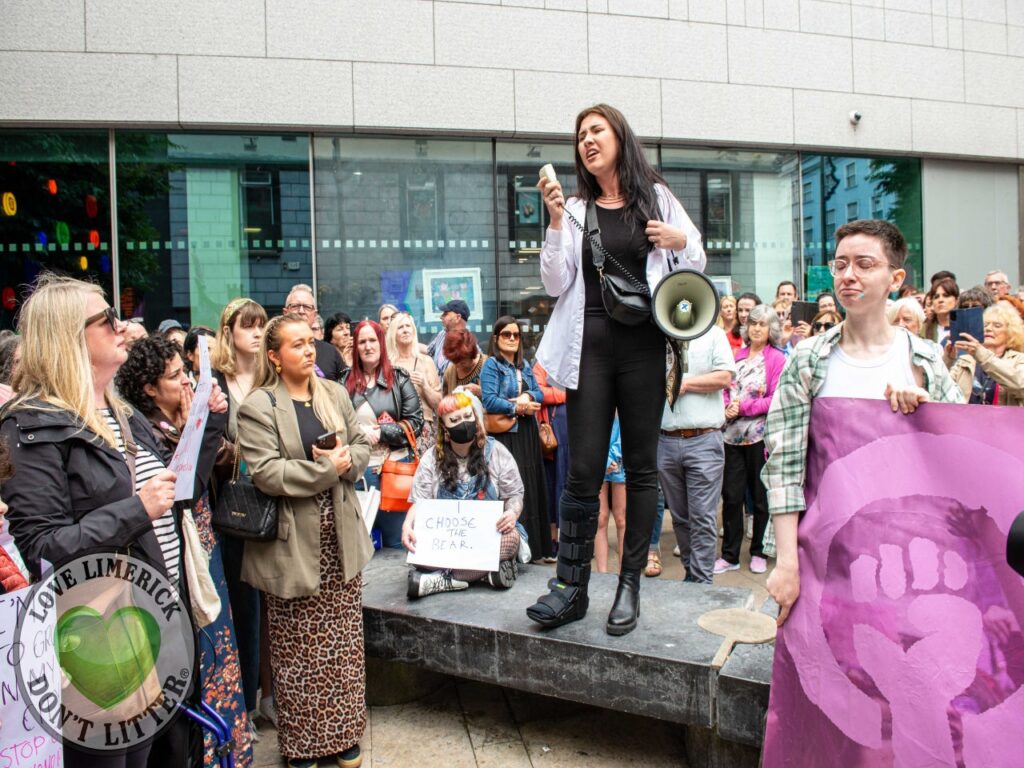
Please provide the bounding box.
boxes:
[526,104,706,635]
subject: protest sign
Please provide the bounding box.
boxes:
[763,399,1024,767]
[170,335,212,501]
[406,499,502,572]
[0,585,62,767]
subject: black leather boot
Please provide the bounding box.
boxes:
[526,493,599,628]
[606,569,641,636]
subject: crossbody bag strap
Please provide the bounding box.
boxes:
[111,407,138,490]
[575,201,651,297]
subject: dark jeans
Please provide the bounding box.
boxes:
[721,441,770,563]
[221,533,261,712]
[565,312,666,572]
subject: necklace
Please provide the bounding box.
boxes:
[597,193,624,203]
[454,357,483,385]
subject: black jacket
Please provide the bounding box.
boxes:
[315,339,347,382]
[0,400,168,579]
[342,367,424,448]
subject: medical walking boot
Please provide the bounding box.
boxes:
[526,493,598,628]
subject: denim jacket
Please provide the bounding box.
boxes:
[480,356,543,434]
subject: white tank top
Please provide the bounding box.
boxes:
[817,335,916,400]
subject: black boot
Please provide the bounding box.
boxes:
[526,493,599,628]
[606,569,641,636]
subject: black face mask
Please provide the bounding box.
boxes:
[446,420,477,445]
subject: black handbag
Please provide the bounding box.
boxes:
[212,392,279,541]
[566,203,652,326]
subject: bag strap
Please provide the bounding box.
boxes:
[111,407,138,490]
[232,389,278,481]
[397,419,418,455]
[575,202,651,297]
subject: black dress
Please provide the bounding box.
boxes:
[492,378,554,560]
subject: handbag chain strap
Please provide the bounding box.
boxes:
[569,203,651,297]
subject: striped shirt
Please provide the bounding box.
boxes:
[102,410,181,581]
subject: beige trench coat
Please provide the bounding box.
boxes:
[236,378,373,598]
[949,347,1024,407]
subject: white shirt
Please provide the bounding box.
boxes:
[661,327,736,430]
[535,184,706,390]
[816,334,916,400]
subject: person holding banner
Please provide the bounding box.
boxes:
[115,336,252,766]
[237,313,372,768]
[0,274,183,768]
[402,392,524,598]
[762,220,963,625]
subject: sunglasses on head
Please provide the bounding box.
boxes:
[84,306,121,332]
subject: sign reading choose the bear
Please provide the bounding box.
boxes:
[406,500,502,572]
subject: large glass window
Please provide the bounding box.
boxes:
[116,132,312,329]
[313,137,494,342]
[661,148,799,301]
[0,131,112,329]
[801,155,922,294]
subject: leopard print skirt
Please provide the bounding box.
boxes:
[265,491,366,760]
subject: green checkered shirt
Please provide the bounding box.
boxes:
[760,324,964,556]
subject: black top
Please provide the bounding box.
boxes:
[582,204,650,313]
[292,399,327,461]
[315,339,347,382]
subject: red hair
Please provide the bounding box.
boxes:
[346,320,394,397]
[443,328,478,363]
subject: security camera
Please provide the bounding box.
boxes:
[849,111,863,125]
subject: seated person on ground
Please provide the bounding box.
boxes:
[402,392,524,598]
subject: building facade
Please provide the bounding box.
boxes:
[1,0,1022,335]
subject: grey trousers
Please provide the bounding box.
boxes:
[656,431,725,584]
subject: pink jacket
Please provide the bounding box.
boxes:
[724,345,786,418]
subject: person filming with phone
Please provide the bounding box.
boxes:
[944,302,1024,406]
[526,103,705,636]
[236,313,372,768]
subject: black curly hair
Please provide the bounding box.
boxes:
[115,336,183,416]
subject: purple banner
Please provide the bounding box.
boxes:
[763,398,1024,767]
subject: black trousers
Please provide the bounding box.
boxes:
[721,441,770,562]
[565,312,666,572]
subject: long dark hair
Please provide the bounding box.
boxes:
[436,393,488,494]
[487,316,523,368]
[574,104,666,246]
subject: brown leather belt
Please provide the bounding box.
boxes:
[660,426,719,439]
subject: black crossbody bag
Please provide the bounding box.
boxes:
[563,202,652,326]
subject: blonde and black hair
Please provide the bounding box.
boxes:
[8,274,127,448]
[253,314,345,433]
[212,297,268,377]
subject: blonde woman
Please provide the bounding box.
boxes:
[716,295,737,332]
[237,314,371,768]
[386,311,442,454]
[0,275,180,768]
[946,302,1024,406]
[210,296,267,727]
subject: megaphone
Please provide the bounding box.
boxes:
[651,269,721,406]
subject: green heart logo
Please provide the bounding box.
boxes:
[56,605,162,710]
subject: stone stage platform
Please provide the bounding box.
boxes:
[362,549,775,767]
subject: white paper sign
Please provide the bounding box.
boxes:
[356,486,380,534]
[170,335,213,501]
[406,499,502,572]
[0,586,62,765]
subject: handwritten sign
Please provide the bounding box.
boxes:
[170,335,212,501]
[1,586,62,766]
[406,499,502,572]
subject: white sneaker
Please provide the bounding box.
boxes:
[259,696,278,728]
[713,558,740,574]
[749,556,768,574]
[672,545,681,557]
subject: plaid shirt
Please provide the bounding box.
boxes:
[760,323,964,555]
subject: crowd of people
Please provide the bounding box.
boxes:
[0,101,1021,768]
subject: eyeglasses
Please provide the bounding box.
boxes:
[814,322,836,331]
[285,303,315,313]
[984,280,1008,288]
[828,257,895,277]
[498,330,521,340]
[310,325,322,332]
[84,306,120,333]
